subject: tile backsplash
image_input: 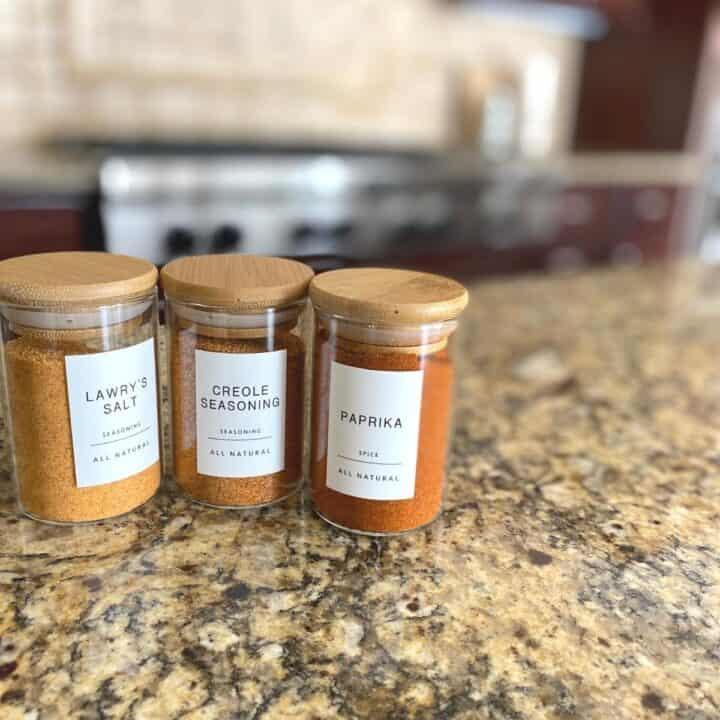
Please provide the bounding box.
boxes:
[1,0,580,150]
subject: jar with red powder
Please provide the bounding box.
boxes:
[309,267,468,534]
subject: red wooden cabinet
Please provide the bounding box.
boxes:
[0,209,84,260]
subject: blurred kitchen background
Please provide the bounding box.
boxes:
[3,0,720,277]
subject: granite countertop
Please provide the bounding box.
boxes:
[1,264,719,719]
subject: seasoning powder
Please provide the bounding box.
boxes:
[5,319,160,523]
[311,329,453,533]
[170,320,304,507]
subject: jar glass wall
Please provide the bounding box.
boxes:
[166,298,309,508]
[0,292,162,524]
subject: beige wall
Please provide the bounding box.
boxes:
[0,0,581,151]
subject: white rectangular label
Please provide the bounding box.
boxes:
[326,361,423,500]
[65,337,160,488]
[195,349,286,478]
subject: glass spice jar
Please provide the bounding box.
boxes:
[310,268,468,535]
[0,252,162,524]
[161,255,314,508]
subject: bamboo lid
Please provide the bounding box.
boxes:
[161,255,314,311]
[0,252,158,309]
[310,267,468,325]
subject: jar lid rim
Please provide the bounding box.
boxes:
[161,255,314,311]
[310,267,468,325]
[0,252,157,308]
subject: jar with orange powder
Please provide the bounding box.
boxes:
[0,252,162,524]
[309,268,468,535]
[162,255,313,509]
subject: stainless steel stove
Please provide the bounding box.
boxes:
[97,143,615,277]
[99,150,452,266]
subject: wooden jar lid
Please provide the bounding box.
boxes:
[0,252,158,309]
[161,255,314,312]
[310,268,468,326]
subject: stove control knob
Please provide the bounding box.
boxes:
[165,227,195,256]
[211,224,243,253]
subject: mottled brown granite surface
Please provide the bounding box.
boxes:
[1,264,720,719]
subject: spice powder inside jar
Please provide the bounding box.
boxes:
[0,252,162,524]
[309,267,468,535]
[162,255,314,508]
